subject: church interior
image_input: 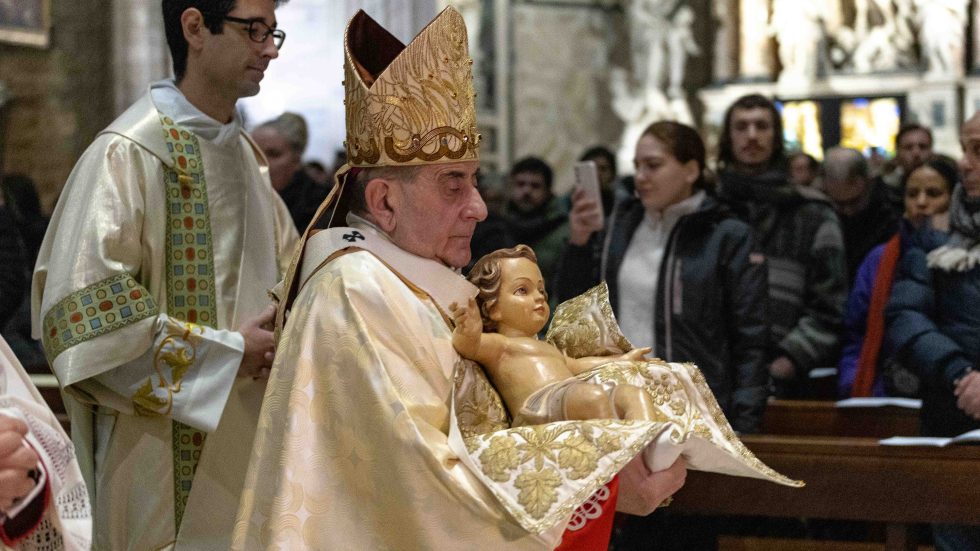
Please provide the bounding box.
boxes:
[1,1,979,550]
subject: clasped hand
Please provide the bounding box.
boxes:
[954,370,980,420]
[238,303,278,380]
[0,415,40,511]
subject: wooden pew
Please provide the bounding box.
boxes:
[671,434,980,551]
[762,400,920,438]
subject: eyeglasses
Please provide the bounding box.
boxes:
[214,14,286,50]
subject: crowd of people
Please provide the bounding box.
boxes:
[469,95,979,549]
[1,1,979,549]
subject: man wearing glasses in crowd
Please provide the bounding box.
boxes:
[31,1,298,548]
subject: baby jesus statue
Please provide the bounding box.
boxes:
[446,245,801,532]
[450,245,661,426]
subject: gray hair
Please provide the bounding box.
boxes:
[822,147,868,183]
[257,112,309,155]
[347,165,423,216]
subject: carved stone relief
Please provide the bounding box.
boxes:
[512,4,615,193]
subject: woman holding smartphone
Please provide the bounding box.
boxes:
[556,121,769,434]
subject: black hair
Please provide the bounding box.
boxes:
[789,151,820,173]
[902,154,959,192]
[509,156,553,190]
[162,0,288,81]
[896,123,934,149]
[578,145,617,177]
[717,93,784,171]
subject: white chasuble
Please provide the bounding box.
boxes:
[234,241,561,550]
[236,223,800,550]
[0,337,90,551]
[31,91,298,550]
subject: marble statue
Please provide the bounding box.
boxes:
[848,0,916,73]
[666,6,700,97]
[769,0,827,85]
[610,0,696,171]
[916,0,968,80]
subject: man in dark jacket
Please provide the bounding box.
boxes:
[822,147,902,284]
[717,94,847,398]
[503,157,569,297]
[886,112,980,551]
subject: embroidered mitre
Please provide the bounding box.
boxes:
[343,7,480,167]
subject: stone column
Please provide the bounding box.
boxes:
[111,3,170,115]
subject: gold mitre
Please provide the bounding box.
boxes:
[343,7,480,168]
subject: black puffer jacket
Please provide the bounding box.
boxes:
[555,195,770,433]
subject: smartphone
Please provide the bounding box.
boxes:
[574,160,604,227]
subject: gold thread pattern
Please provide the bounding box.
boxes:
[454,283,803,532]
[133,321,203,417]
[546,282,633,359]
[343,8,480,168]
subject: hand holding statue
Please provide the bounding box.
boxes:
[616,455,687,515]
[0,415,39,511]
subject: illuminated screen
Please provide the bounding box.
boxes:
[840,98,901,157]
[779,101,824,160]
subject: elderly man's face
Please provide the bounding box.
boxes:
[390,161,487,268]
[823,172,871,215]
[252,126,300,191]
[960,116,980,198]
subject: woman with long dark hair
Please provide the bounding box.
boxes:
[556,120,769,433]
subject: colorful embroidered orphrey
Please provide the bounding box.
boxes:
[159,114,218,531]
[41,274,157,362]
[31,87,298,550]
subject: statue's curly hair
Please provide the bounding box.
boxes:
[466,245,538,332]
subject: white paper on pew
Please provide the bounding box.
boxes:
[809,367,837,379]
[880,429,980,447]
[836,397,922,409]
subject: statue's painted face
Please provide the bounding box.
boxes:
[489,257,550,337]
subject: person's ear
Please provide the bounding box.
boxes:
[364,177,399,232]
[181,8,207,53]
[682,160,700,187]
